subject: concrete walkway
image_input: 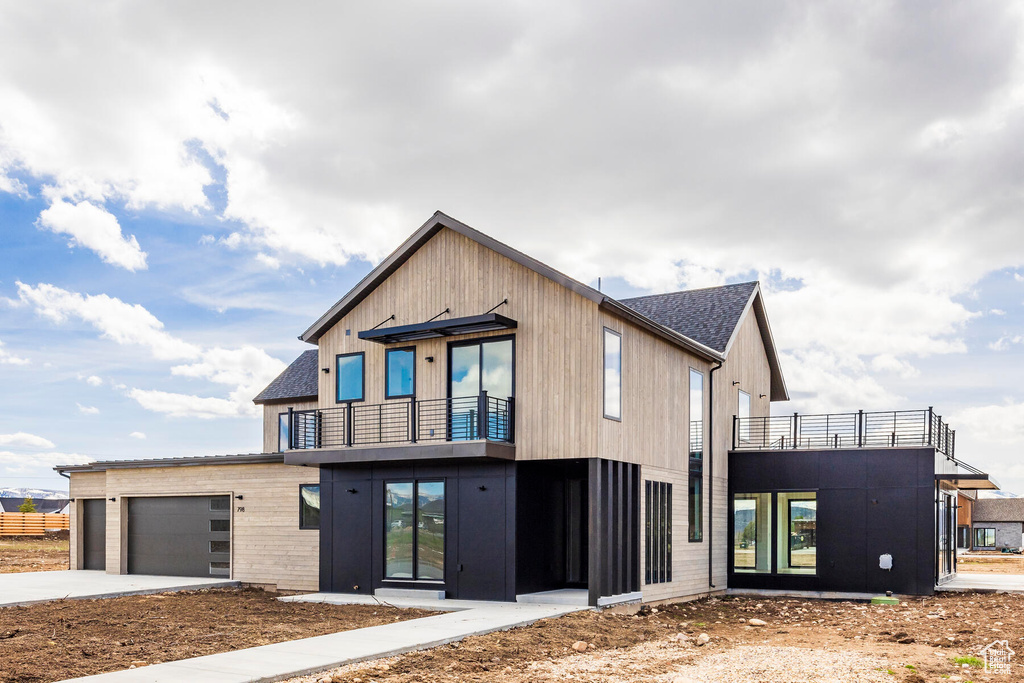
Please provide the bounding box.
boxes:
[59,595,586,683]
[0,570,238,607]
[937,572,1024,592]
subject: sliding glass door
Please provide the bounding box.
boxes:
[448,337,513,440]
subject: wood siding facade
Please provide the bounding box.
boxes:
[69,463,318,591]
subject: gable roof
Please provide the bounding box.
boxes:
[974,497,1024,522]
[299,211,787,399]
[620,283,757,354]
[252,349,318,404]
[621,282,787,400]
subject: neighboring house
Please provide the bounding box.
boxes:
[56,212,995,602]
[971,498,1024,550]
[0,497,69,514]
[957,489,976,549]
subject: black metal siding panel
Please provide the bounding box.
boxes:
[728,448,939,595]
[587,458,640,605]
[82,499,106,571]
[322,460,516,601]
[127,496,230,577]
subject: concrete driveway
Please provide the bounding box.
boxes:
[937,573,1024,592]
[0,570,238,607]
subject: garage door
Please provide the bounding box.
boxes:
[127,496,230,577]
[82,499,106,570]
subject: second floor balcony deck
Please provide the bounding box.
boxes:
[286,393,514,451]
[733,408,955,457]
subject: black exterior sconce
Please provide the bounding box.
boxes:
[235,495,244,500]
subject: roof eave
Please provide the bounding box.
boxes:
[721,284,789,402]
[299,211,605,344]
[252,394,318,406]
[600,298,724,363]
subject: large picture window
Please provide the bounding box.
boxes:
[299,485,320,529]
[336,352,365,403]
[778,492,816,574]
[733,492,771,573]
[974,527,996,547]
[449,337,514,441]
[386,348,415,399]
[733,491,817,575]
[603,329,621,420]
[385,480,445,580]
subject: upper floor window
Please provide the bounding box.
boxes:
[604,328,621,420]
[336,352,365,403]
[386,347,415,399]
[738,390,751,443]
[278,412,289,452]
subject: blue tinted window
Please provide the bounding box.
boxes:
[278,413,289,452]
[336,353,364,402]
[386,348,415,398]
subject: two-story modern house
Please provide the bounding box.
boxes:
[57,212,995,604]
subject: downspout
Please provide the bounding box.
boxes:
[708,361,723,590]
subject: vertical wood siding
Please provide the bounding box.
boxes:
[262,401,318,454]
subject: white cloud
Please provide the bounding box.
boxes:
[76,403,99,415]
[17,281,286,419]
[990,308,1006,315]
[0,339,29,365]
[0,450,91,473]
[255,252,280,269]
[129,431,146,439]
[0,432,56,449]
[127,389,242,419]
[989,334,1024,351]
[85,375,102,387]
[16,282,200,360]
[37,199,147,271]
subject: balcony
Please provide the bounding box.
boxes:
[733,408,955,457]
[287,393,514,450]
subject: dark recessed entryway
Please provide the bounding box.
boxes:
[127,496,230,578]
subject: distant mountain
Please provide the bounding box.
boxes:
[0,487,68,499]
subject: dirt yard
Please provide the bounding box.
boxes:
[958,552,1024,575]
[0,532,69,573]
[288,592,1024,683]
[0,588,429,683]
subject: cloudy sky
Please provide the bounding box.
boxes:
[3,1,1024,494]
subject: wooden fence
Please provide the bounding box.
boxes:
[0,512,70,536]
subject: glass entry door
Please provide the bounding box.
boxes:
[937,493,954,580]
[448,338,513,440]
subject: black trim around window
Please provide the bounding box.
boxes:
[603,328,622,421]
[299,484,320,530]
[445,334,517,400]
[278,412,288,453]
[383,479,446,582]
[385,346,416,399]
[335,352,365,404]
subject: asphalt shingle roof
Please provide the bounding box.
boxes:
[252,349,318,404]
[974,497,1024,523]
[619,282,758,353]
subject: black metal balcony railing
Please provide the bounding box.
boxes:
[288,393,514,450]
[732,408,955,457]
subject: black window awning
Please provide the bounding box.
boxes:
[358,313,517,344]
